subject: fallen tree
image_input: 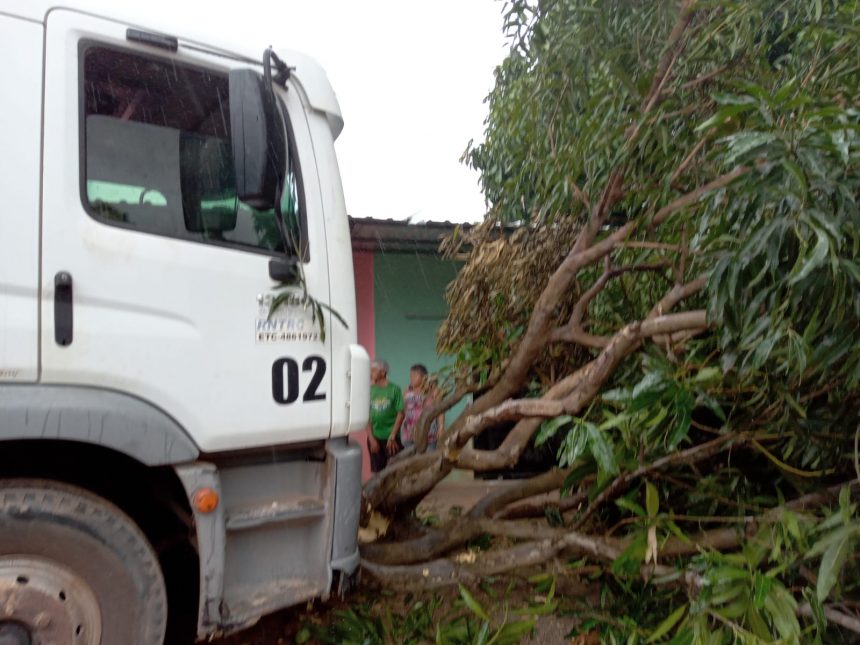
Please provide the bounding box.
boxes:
[360,1,860,641]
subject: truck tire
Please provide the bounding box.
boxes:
[0,479,167,645]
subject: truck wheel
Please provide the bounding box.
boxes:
[0,480,167,645]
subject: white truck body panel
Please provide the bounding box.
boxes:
[0,15,42,383]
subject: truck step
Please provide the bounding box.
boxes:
[225,496,327,531]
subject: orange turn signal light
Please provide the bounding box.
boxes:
[192,487,219,514]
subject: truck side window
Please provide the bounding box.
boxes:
[81,44,305,256]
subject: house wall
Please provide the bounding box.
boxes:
[372,253,459,399]
[352,252,375,358]
[350,252,375,480]
[351,250,465,481]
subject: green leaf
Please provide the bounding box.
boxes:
[752,572,773,610]
[707,581,746,607]
[601,387,631,403]
[476,620,491,645]
[764,585,800,642]
[714,597,748,620]
[841,259,860,285]
[665,519,691,544]
[616,497,647,517]
[784,511,801,542]
[713,92,758,106]
[646,481,659,519]
[816,527,856,601]
[586,423,619,476]
[608,61,640,100]
[317,300,349,330]
[698,393,726,422]
[808,524,857,558]
[536,415,572,447]
[629,372,669,412]
[489,620,536,645]
[695,103,756,132]
[693,367,722,383]
[802,587,827,637]
[598,411,632,432]
[612,532,647,577]
[647,604,687,642]
[839,486,852,514]
[747,606,771,640]
[459,585,491,621]
[558,422,590,467]
[782,159,808,199]
[514,600,558,616]
[790,230,829,285]
[724,131,777,164]
[667,390,694,448]
[707,566,750,585]
[773,77,797,103]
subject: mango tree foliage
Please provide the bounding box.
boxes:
[362,2,860,642]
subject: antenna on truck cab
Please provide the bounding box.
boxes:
[264,48,292,88]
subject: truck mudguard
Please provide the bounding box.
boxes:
[0,385,199,465]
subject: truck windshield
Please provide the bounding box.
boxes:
[81,44,303,256]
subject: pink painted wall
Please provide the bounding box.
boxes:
[351,252,375,481]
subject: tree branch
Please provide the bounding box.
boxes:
[454,312,707,461]
[453,281,708,470]
[650,276,708,315]
[361,469,578,566]
[572,433,746,530]
[413,382,483,453]
[798,604,860,636]
[551,261,670,345]
[680,63,731,91]
[639,310,708,337]
[469,467,576,519]
[362,525,623,590]
[567,177,591,211]
[652,166,749,227]
[643,0,696,108]
[497,486,591,520]
[443,220,633,432]
[362,451,451,517]
[622,241,688,252]
[669,135,709,186]
[364,482,859,589]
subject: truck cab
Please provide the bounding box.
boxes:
[0,3,369,642]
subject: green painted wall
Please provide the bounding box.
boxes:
[373,253,466,427]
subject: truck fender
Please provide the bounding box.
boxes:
[0,385,199,465]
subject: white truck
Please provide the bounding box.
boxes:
[0,2,370,642]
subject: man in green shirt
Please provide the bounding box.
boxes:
[368,359,404,472]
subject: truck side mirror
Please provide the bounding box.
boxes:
[228,69,286,211]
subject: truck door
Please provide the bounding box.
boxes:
[40,10,334,451]
[0,15,42,384]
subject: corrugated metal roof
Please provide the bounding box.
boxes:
[349,216,473,254]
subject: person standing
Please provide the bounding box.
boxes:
[368,359,404,473]
[400,364,445,450]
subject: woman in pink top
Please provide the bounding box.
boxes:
[400,364,445,450]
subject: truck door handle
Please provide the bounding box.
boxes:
[54,271,73,347]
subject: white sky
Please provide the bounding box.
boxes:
[276,2,507,224]
[78,0,508,223]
